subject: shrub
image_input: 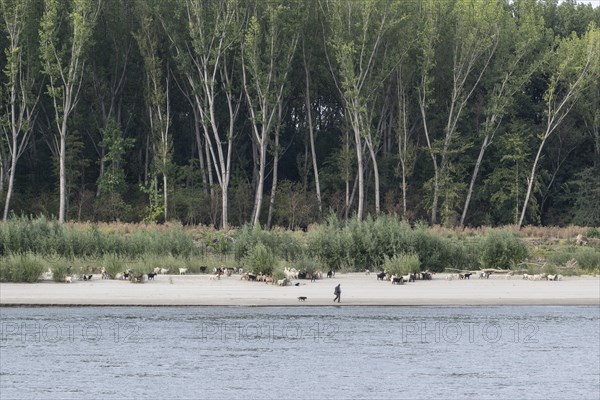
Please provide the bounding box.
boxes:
[383,253,420,276]
[572,248,600,271]
[307,225,351,271]
[410,229,451,272]
[102,254,127,279]
[0,253,46,282]
[244,243,276,275]
[480,232,528,269]
[0,215,203,259]
[271,267,286,282]
[587,227,599,239]
[128,265,147,283]
[543,263,557,275]
[293,255,321,275]
[51,263,69,282]
[547,249,574,266]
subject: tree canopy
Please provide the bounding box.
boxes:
[0,0,598,228]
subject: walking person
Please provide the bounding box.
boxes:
[333,284,341,303]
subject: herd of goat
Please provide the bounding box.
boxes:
[374,271,434,285]
[53,265,563,284]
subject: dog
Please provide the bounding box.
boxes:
[297,296,307,301]
[147,272,157,280]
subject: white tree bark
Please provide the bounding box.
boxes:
[302,42,322,217]
[518,30,598,229]
[40,0,101,223]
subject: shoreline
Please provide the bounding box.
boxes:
[1,273,598,307]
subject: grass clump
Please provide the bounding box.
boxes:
[102,254,127,279]
[383,253,420,277]
[480,231,528,269]
[0,253,46,282]
[293,255,322,275]
[244,243,276,275]
[50,263,69,282]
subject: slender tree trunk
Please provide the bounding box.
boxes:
[347,170,359,220]
[343,130,350,219]
[252,136,267,226]
[519,137,547,228]
[58,111,69,223]
[3,134,19,220]
[192,112,208,194]
[267,122,280,228]
[0,161,4,203]
[459,134,490,228]
[396,70,409,218]
[349,105,364,220]
[303,43,322,217]
[163,172,168,221]
[419,93,439,224]
[365,137,380,214]
[144,134,150,186]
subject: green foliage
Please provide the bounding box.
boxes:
[543,263,557,275]
[0,253,46,282]
[548,247,600,272]
[271,266,286,282]
[102,254,126,279]
[233,225,302,262]
[480,232,528,269]
[293,254,321,275]
[573,248,600,271]
[127,265,147,283]
[244,242,276,276]
[50,262,68,282]
[587,227,600,239]
[383,253,420,277]
[307,218,351,271]
[0,216,201,259]
[139,182,165,224]
[571,167,600,226]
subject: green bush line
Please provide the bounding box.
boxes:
[0,216,202,259]
[1,216,598,283]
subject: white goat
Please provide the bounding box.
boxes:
[65,276,73,283]
[160,268,169,275]
[179,268,188,275]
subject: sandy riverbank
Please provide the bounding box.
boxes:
[1,273,599,306]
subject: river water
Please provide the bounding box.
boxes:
[1,306,599,399]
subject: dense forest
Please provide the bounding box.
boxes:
[0,0,598,229]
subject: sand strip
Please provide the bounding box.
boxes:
[1,273,598,306]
